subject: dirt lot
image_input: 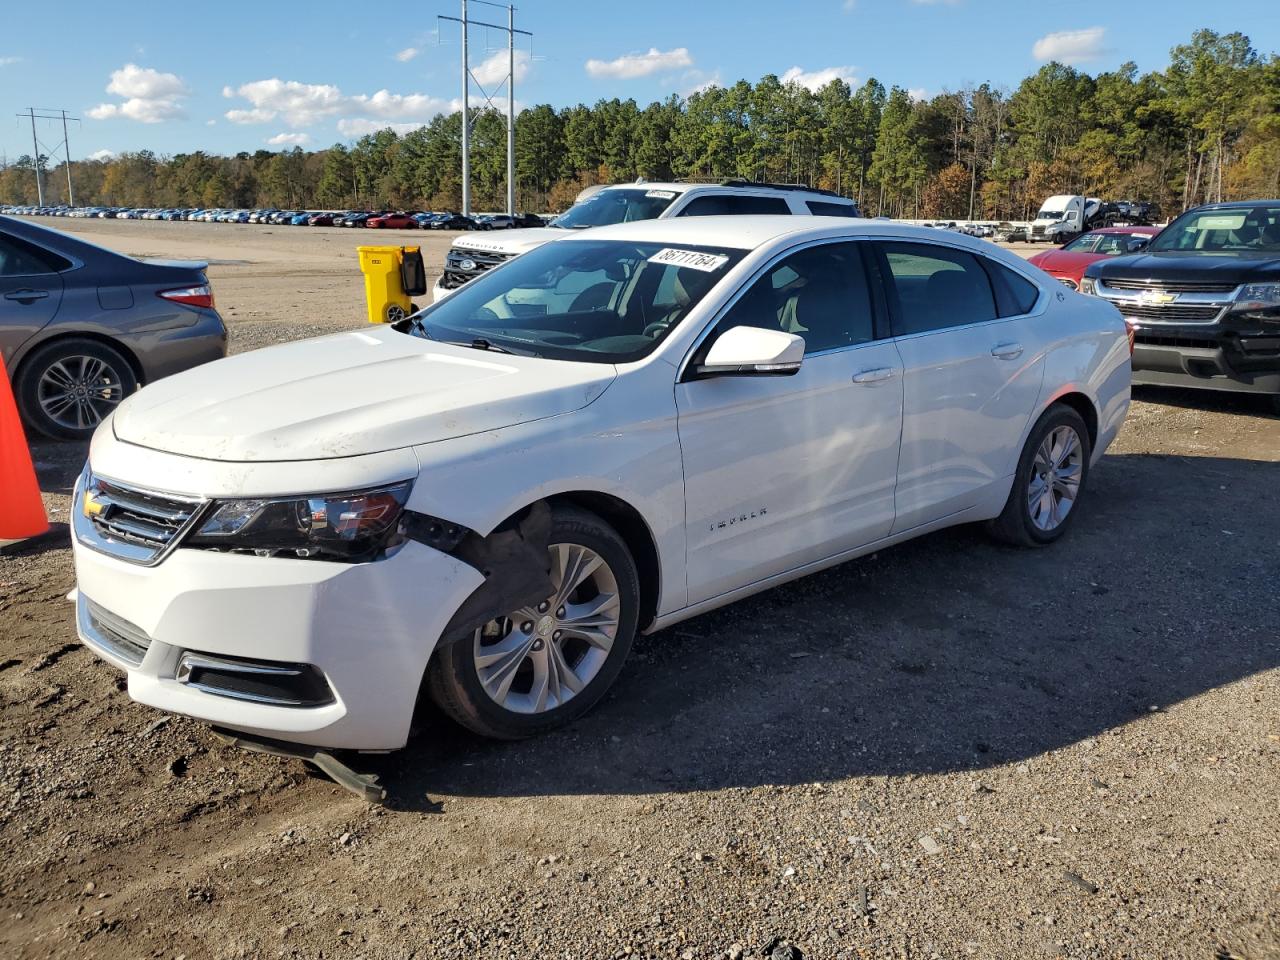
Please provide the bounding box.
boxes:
[1,217,1278,960]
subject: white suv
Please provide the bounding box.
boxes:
[434,180,860,301]
[72,217,1130,754]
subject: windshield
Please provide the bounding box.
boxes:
[1148,205,1280,253]
[409,239,745,363]
[551,188,679,229]
[1062,232,1148,255]
[1037,209,1064,220]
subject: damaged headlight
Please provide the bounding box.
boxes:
[186,481,413,561]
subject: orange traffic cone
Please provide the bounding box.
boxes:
[0,361,49,540]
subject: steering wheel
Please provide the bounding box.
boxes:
[642,320,671,339]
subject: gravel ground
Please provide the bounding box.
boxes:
[1,218,1277,960]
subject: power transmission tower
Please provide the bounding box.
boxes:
[439,1,531,217]
[17,108,80,206]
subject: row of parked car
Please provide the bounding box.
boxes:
[0,205,549,231]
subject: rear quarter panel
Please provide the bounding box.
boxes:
[1022,291,1131,469]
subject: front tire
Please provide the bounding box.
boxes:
[426,506,640,739]
[988,404,1091,547]
[15,338,137,441]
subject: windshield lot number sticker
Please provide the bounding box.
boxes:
[645,190,677,199]
[648,248,730,272]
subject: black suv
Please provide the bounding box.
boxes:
[1084,200,1280,411]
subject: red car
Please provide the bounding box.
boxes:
[1027,226,1161,290]
[365,212,419,229]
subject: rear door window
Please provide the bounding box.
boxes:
[982,259,1041,317]
[677,194,791,217]
[877,241,998,335]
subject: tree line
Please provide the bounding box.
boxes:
[3,29,1277,220]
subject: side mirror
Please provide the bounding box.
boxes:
[1125,238,1149,253]
[694,326,804,378]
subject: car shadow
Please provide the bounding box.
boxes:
[1132,384,1277,418]
[372,451,1280,808]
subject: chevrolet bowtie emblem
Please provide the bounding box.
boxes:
[1141,290,1177,304]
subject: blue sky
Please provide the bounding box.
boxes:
[2,0,1276,162]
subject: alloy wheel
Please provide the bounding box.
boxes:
[473,542,621,715]
[1027,425,1083,532]
[36,355,126,432]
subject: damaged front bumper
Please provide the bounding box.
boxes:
[70,451,486,752]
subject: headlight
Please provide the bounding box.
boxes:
[187,481,412,561]
[1079,277,1097,296]
[1234,283,1280,313]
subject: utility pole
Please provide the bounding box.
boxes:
[507,2,515,217]
[461,0,470,217]
[29,108,43,206]
[439,1,531,219]
[61,109,75,207]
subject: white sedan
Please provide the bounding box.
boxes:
[71,217,1130,751]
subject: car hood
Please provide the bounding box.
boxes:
[111,327,616,462]
[1027,249,1100,276]
[1088,251,1280,283]
[450,227,568,256]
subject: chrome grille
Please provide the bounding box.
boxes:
[74,471,207,565]
[79,595,152,667]
[441,246,515,289]
[1103,278,1238,294]
[1114,303,1224,323]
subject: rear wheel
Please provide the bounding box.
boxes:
[15,338,137,441]
[427,506,640,739]
[988,404,1091,547]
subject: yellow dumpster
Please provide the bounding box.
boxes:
[357,245,426,323]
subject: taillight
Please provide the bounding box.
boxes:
[158,284,214,309]
[1124,319,1137,356]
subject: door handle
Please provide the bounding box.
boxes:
[991,342,1024,360]
[4,289,49,304]
[852,367,896,384]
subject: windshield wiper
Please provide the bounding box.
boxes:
[467,338,511,353]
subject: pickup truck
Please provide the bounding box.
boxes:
[1083,200,1280,411]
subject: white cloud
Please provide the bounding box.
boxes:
[1032,27,1108,65]
[106,63,187,100]
[86,149,116,162]
[223,78,458,130]
[88,63,189,123]
[0,56,22,66]
[222,79,346,126]
[205,119,217,126]
[585,47,693,80]
[471,48,531,88]
[336,118,426,137]
[267,132,313,146]
[780,65,858,92]
[395,47,420,62]
[842,0,856,9]
[907,87,929,102]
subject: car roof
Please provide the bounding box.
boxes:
[556,215,1014,257]
[1089,226,1161,235]
[601,181,855,201]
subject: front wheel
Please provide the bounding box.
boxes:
[426,506,640,739]
[988,404,1092,547]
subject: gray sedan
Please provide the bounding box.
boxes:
[0,216,226,439]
